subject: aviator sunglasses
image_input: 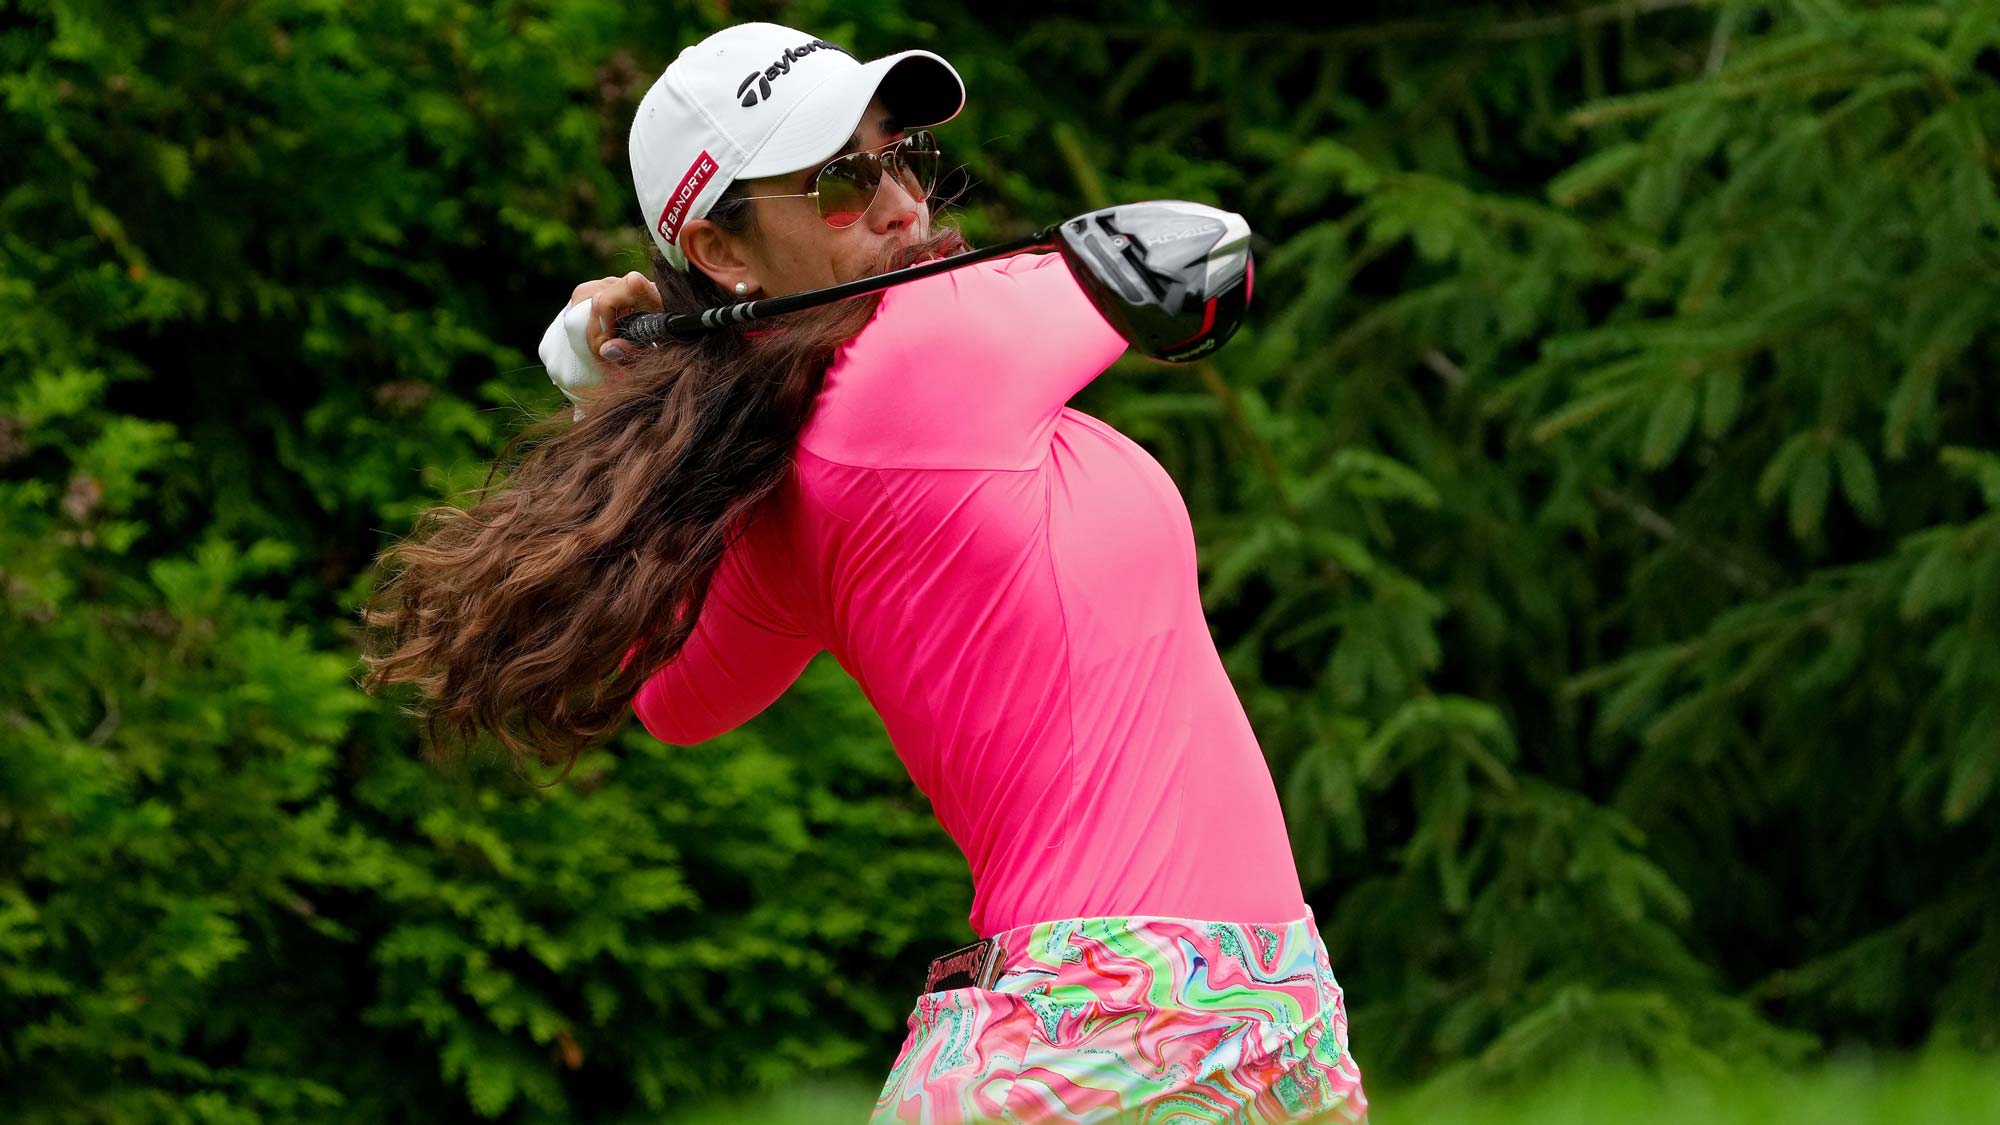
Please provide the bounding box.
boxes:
[743,129,942,228]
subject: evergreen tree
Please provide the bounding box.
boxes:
[2,0,1992,1118]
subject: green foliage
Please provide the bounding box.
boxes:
[653,1045,2000,1124]
[3,0,1996,1119]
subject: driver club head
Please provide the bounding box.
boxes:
[1053,200,1254,363]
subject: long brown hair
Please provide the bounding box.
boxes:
[360,181,970,781]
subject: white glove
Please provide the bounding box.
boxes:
[539,295,603,421]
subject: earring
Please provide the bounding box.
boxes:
[734,281,750,295]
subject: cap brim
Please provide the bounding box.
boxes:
[739,50,965,179]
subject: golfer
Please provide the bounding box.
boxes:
[364,20,1367,1125]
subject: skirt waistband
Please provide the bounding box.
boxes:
[921,907,1332,1017]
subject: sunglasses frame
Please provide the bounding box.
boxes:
[740,129,942,228]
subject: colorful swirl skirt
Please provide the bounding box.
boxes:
[871,908,1368,1123]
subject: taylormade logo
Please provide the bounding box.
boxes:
[657,151,719,247]
[736,38,850,107]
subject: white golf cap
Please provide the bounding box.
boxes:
[630,22,966,273]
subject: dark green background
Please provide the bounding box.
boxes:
[4,0,1996,1120]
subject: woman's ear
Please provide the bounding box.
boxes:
[680,218,755,294]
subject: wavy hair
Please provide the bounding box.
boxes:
[360,181,970,781]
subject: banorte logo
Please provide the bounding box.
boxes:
[736,38,850,108]
[656,151,719,248]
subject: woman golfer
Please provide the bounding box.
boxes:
[363,20,1367,1125]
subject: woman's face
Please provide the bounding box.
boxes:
[680,95,926,297]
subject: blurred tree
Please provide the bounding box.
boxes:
[1,0,1994,1119]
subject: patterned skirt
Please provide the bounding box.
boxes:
[871,907,1368,1123]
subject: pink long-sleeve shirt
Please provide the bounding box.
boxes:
[633,250,1306,938]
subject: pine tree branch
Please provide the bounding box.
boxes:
[1193,359,1296,520]
[86,700,120,746]
[1422,348,1468,389]
[1052,121,1111,211]
[1057,1,1718,51]
[1590,485,1772,596]
[1705,0,1744,75]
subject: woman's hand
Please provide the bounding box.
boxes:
[569,270,663,372]
[539,270,664,419]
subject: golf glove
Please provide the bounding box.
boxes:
[539,295,602,422]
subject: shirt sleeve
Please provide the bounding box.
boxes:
[629,524,820,747]
[807,250,1131,470]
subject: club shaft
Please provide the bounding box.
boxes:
[616,225,1060,345]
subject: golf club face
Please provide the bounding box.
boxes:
[1053,201,1254,363]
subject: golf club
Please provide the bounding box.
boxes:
[612,200,1255,363]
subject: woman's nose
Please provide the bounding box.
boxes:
[868,169,923,232]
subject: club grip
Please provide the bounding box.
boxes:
[613,311,673,347]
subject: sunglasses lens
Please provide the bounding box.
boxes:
[893,133,940,202]
[814,154,877,229]
[812,132,942,229]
